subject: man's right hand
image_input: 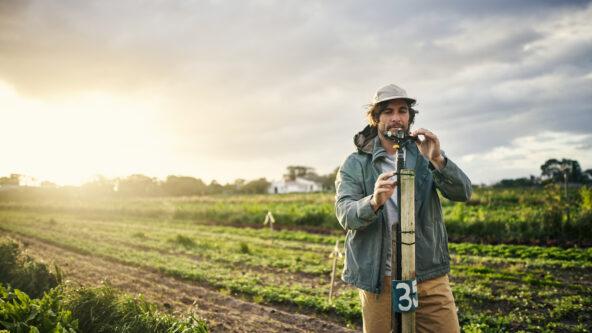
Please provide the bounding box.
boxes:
[370,171,398,212]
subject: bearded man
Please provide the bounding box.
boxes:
[335,84,472,333]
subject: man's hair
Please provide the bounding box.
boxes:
[366,100,417,130]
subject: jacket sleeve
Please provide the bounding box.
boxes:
[334,155,381,230]
[430,156,472,202]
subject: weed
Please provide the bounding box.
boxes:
[169,234,196,249]
[239,242,250,254]
[64,281,208,333]
[132,232,146,239]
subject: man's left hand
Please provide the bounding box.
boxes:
[412,128,446,170]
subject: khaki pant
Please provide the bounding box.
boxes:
[358,275,460,333]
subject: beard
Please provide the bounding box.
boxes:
[380,122,408,135]
[387,124,406,132]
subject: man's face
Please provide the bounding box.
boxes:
[377,99,410,135]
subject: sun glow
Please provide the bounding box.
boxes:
[0,81,164,186]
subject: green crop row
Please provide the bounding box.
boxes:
[450,242,592,263]
[0,210,339,276]
[2,186,592,243]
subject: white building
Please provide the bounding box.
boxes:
[268,177,323,194]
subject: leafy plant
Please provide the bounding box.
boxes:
[0,237,60,298]
[0,283,78,332]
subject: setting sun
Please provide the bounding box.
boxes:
[1,81,166,185]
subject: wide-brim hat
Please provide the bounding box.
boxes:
[372,84,416,105]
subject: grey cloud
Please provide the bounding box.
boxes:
[350,0,592,18]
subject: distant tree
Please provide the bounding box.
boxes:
[283,166,318,181]
[320,167,339,192]
[541,159,563,182]
[162,175,207,196]
[83,175,116,194]
[232,178,246,192]
[584,169,592,184]
[0,174,21,187]
[494,177,535,188]
[207,180,224,195]
[40,181,58,188]
[541,158,583,183]
[568,160,584,182]
[240,178,270,194]
[117,174,161,196]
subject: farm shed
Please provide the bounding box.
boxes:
[268,177,322,194]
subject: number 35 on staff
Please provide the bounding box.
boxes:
[392,278,419,313]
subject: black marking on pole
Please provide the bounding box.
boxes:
[397,230,415,245]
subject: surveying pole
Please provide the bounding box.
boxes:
[386,129,418,333]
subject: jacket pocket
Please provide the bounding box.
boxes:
[346,225,380,280]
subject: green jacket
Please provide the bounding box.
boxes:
[335,125,472,295]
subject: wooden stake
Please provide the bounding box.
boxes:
[563,168,570,224]
[329,239,342,303]
[400,170,416,333]
[264,211,275,243]
[392,170,416,333]
[391,221,399,332]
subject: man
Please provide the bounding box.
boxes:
[335,84,472,333]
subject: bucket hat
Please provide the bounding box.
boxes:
[372,84,416,105]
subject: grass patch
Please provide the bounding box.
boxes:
[168,234,197,249]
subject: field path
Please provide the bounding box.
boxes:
[7,232,359,333]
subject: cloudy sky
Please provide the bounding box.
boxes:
[1,0,591,186]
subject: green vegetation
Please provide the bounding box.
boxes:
[1,185,591,244]
[0,237,208,333]
[0,185,591,331]
[65,283,207,333]
[0,284,77,333]
[0,282,208,333]
[0,237,61,298]
[1,204,591,331]
[444,185,592,243]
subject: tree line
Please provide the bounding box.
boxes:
[84,174,272,196]
[0,165,340,197]
[494,158,592,187]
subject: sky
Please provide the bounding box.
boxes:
[1,0,591,186]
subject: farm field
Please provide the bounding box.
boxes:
[0,188,591,332]
[2,185,591,244]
